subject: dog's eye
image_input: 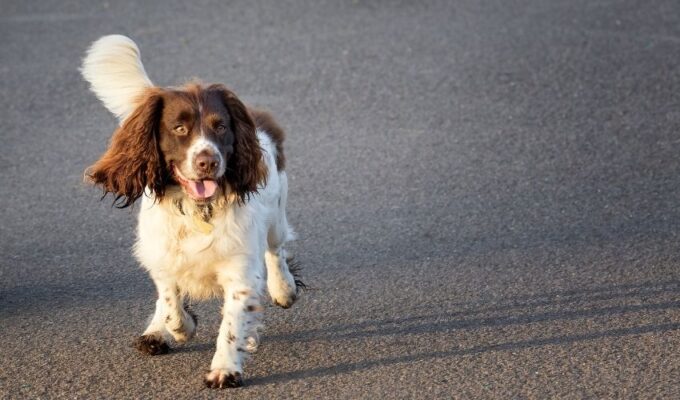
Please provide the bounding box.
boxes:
[215,124,226,134]
[174,125,188,136]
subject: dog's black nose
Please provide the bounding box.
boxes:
[194,150,219,175]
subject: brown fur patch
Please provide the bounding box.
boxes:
[85,88,168,208]
[250,108,286,171]
[86,83,268,207]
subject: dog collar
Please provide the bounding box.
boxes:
[174,199,214,234]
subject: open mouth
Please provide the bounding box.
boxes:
[173,165,219,201]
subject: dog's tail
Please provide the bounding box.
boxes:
[81,35,153,124]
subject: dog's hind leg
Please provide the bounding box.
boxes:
[265,172,300,308]
[265,247,299,308]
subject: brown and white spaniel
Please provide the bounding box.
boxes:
[81,35,301,388]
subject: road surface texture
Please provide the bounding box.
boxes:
[2,0,680,398]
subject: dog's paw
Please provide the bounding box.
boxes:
[272,290,297,309]
[269,272,298,309]
[133,334,169,355]
[203,369,243,389]
[267,254,305,309]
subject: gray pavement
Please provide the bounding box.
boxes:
[2,0,680,398]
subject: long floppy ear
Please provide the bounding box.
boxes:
[85,89,167,208]
[211,84,267,203]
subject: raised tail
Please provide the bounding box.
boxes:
[81,35,153,123]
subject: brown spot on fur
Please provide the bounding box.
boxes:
[250,108,286,171]
[245,305,263,312]
[233,289,250,300]
[174,198,185,215]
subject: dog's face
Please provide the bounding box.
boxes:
[158,87,233,201]
[86,83,267,207]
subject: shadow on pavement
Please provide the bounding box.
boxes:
[249,321,680,386]
[248,279,680,385]
[268,280,680,343]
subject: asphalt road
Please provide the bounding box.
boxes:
[2,0,680,398]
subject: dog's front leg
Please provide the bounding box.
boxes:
[134,277,197,355]
[204,256,264,389]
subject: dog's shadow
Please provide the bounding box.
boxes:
[233,280,680,386]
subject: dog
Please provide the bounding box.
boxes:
[81,35,302,388]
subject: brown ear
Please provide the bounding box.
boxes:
[211,84,267,203]
[85,89,167,208]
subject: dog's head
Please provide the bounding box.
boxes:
[86,83,266,207]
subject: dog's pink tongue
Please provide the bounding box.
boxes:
[187,179,218,199]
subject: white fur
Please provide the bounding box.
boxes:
[135,132,292,299]
[83,35,299,387]
[135,131,297,383]
[182,135,226,179]
[81,34,153,123]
